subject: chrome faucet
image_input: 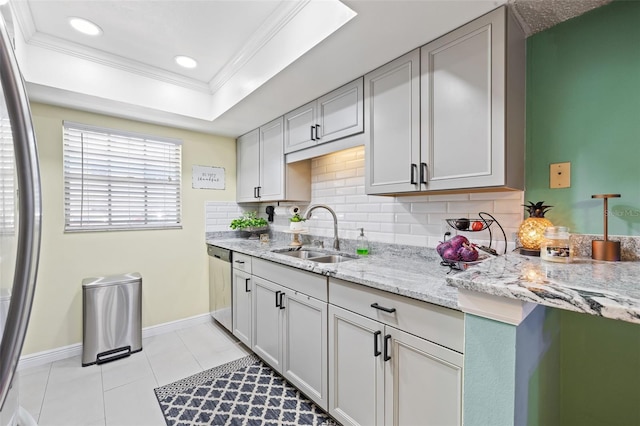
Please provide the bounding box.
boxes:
[303,204,340,251]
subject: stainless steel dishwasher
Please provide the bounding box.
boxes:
[208,245,232,332]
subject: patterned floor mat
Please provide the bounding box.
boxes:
[154,354,337,425]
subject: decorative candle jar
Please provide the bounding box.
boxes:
[540,226,573,263]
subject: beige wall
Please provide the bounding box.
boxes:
[23,103,235,355]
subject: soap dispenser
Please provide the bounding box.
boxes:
[356,228,369,255]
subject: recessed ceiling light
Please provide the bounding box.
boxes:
[175,55,198,69]
[69,17,102,36]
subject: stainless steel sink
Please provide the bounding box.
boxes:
[307,255,355,263]
[276,250,327,259]
[272,249,357,263]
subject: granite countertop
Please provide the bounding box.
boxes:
[446,253,640,324]
[206,237,461,311]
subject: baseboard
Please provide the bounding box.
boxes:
[18,313,212,371]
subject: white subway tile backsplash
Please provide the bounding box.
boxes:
[410,202,447,213]
[215,146,524,249]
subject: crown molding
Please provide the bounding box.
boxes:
[10,1,211,94]
[207,0,310,94]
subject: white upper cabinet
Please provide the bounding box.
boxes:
[284,78,364,154]
[420,6,524,192]
[364,49,421,194]
[237,117,311,203]
[366,6,524,195]
[236,128,260,202]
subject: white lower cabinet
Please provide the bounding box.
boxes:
[329,279,464,426]
[251,271,328,410]
[232,268,252,347]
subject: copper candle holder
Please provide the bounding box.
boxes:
[591,194,621,261]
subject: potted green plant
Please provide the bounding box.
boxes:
[289,213,306,231]
[230,211,268,239]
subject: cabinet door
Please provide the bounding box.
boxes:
[317,77,364,144]
[232,269,252,347]
[421,8,505,190]
[365,49,421,195]
[236,129,260,202]
[258,117,285,201]
[252,276,283,371]
[384,327,463,426]
[328,305,384,426]
[282,291,328,410]
[284,100,317,154]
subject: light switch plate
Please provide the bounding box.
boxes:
[550,162,570,188]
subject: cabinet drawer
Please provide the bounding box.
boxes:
[329,278,464,353]
[253,258,327,302]
[232,252,252,274]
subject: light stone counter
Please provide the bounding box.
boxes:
[446,253,640,324]
[206,237,461,311]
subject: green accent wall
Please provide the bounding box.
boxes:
[525,0,640,235]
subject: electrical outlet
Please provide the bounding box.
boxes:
[550,162,571,188]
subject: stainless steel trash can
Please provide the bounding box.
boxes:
[82,273,142,367]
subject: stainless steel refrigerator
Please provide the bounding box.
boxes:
[0,11,42,426]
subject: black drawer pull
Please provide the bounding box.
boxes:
[420,162,428,184]
[310,125,316,141]
[235,260,245,264]
[373,330,382,357]
[245,278,250,292]
[279,292,285,310]
[275,291,281,308]
[371,303,396,314]
[384,334,392,362]
[410,163,418,185]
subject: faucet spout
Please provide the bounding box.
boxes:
[302,204,340,251]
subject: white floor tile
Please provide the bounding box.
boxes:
[18,364,51,422]
[101,351,155,391]
[104,376,165,426]
[17,320,255,426]
[38,372,104,426]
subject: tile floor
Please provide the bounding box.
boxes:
[18,320,249,426]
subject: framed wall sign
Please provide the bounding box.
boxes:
[192,165,225,190]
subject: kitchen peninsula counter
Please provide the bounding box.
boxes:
[206,237,460,311]
[446,253,640,324]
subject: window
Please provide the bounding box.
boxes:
[0,116,15,234]
[63,121,182,232]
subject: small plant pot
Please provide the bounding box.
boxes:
[289,222,304,231]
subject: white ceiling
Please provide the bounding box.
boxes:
[7,0,525,138]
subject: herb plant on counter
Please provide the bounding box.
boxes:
[229,211,268,230]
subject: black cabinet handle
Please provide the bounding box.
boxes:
[371,303,396,314]
[279,292,285,310]
[310,125,316,141]
[275,291,281,308]
[257,186,261,198]
[410,163,418,185]
[420,162,428,184]
[384,334,392,361]
[373,330,382,357]
[235,260,245,264]
[253,187,257,198]
[245,278,250,292]
[315,124,320,140]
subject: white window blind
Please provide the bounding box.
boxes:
[63,121,182,232]
[0,116,15,234]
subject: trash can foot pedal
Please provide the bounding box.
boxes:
[96,346,131,365]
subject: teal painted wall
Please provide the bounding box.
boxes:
[463,314,517,425]
[559,310,640,426]
[525,0,640,235]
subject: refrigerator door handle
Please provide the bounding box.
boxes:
[0,16,42,409]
